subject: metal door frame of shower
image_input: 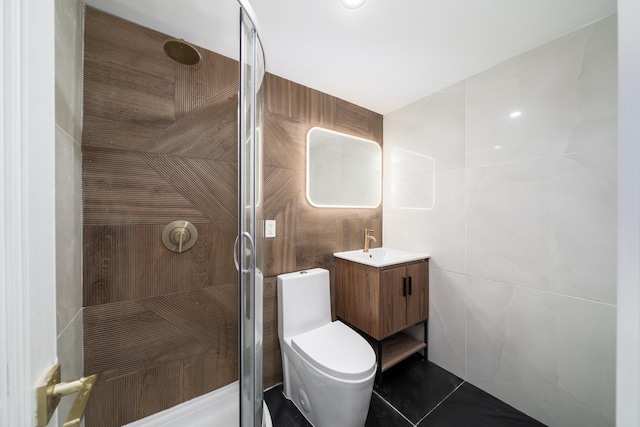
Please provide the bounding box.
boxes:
[237,1,266,427]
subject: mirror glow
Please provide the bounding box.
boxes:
[306,127,381,208]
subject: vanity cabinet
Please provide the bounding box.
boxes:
[378,261,428,337]
[335,257,429,384]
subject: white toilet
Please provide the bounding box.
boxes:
[277,268,376,427]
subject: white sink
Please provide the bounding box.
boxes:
[333,247,429,268]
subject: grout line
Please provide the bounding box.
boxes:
[428,265,617,307]
[465,145,617,171]
[416,381,466,425]
[372,389,417,426]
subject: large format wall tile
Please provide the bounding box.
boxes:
[427,269,466,380]
[547,148,617,303]
[467,147,617,303]
[384,169,466,274]
[466,16,617,168]
[467,158,552,291]
[384,81,465,173]
[83,223,236,305]
[85,350,237,427]
[56,311,84,427]
[466,277,615,427]
[55,0,84,141]
[55,3,84,424]
[55,126,83,331]
[83,147,210,226]
[383,14,617,427]
[140,153,238,238]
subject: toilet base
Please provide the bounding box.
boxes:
[280,337,375,427]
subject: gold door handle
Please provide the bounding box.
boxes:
[37,364,98,427]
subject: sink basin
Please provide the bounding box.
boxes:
[333,247,429,268]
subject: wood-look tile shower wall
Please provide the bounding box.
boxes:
[82,8,382,426]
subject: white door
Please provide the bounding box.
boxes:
[1,1,58,426]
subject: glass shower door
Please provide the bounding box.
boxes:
[238,6,265,427]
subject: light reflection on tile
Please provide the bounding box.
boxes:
[466,16,617,168]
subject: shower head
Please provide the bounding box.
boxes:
[163,39,201,65]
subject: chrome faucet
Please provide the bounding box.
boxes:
[363,229,376,253]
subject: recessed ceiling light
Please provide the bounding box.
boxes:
[510,111,522,118]
[341,0,366,8]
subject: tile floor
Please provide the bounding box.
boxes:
[264,355,547,427]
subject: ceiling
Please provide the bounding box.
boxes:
[83,0,616,115]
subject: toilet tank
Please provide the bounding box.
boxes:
[277,268,332,339]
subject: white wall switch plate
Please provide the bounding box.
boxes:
[265,220,276,238]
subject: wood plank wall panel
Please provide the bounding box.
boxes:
[263,277,283,387]
[263,111,306,170]
[82,7,382,426]
[82,8,241,426]
[83,224,235,306]
[175,49,239,119]
[83,9,176,152]
[260,72,382,389]
[84,284,238,381]
[139,153,238,238]
[84,299,209,382]
[263,166,300,220]
[82,147,210,226]
[139,91,238,161]
[85,350,237,427]
[264,198,297,277]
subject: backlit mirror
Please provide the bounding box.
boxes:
[306,127,382,208]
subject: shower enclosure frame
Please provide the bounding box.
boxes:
[237,1,266,426]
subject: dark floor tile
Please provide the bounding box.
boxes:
[375,356,464,424]
[418,382,547,427]
[265,383,411,427]
[264,385,313,427]
[365,392,413,427]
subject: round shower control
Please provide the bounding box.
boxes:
[162,220,198,253]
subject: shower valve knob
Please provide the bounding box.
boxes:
[162,221,198,253]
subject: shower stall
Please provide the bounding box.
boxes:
[80,0,268,426]
[238,4,266,426]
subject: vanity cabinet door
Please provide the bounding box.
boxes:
[405,261,428,326]
[379,260,429,338]
[379,266,407,337]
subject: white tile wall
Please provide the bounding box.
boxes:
[55,0,84,141]
[427,269,467,380]
[55,0,84,425]
[383,14,617,427]
[55,126,83,332]
[466,276,615,427]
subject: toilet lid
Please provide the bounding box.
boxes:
[291,321,376,381]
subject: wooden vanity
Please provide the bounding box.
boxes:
[335,253,429,386]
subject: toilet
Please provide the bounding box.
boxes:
[277,268,376,427]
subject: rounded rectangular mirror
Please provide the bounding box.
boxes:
[306,127,382,208]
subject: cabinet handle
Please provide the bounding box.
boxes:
[408,276,412,295]
[403,277,407,297]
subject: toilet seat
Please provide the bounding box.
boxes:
[291,321,376,381]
